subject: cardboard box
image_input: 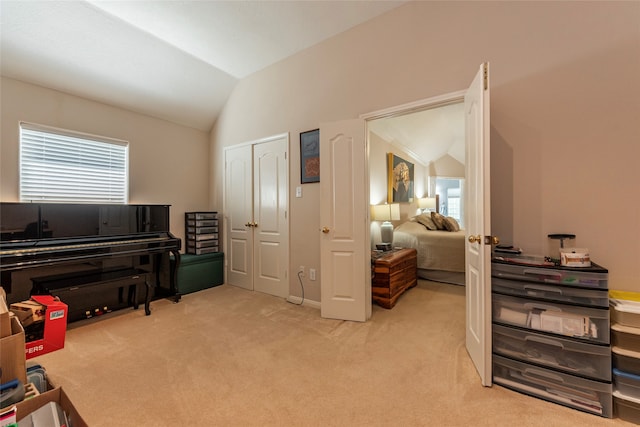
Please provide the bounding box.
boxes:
[0,287,10,339]
[0,315,27,384]
[13,386,88,427]
[12,296,68,360]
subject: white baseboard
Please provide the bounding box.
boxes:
[286,295,320,309]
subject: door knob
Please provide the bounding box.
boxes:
[321,227,330,234]
[468,235,481,244]
[252,222,258,228]
[491,236,500,245]
[245,222,251,227]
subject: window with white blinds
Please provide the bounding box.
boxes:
[19,122,128,203]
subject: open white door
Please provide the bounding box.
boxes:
[464,62,492,386]
[319,119,371,321]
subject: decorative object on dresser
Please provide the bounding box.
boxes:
[371,248,417,309]
[491,256,612,418]
[185,212,220,255]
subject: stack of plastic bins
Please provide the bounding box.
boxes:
[610,298,640,423]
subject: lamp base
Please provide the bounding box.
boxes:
[380,221,393,245]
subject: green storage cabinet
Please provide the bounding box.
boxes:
[171,252,224,295]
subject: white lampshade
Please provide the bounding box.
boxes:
[389,203,400,221]
[371,203,398,245]
[371,204,391,221]
[418,197,436,210]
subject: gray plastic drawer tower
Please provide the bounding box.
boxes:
[185,212,220,255]
[491,257,611,418]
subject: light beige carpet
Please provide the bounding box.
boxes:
[34,281,632,426]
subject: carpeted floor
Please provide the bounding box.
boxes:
[34,281,633,426]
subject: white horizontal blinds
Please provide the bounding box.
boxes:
[19,122,128,203]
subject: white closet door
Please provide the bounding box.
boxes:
[253,136,289,298]
[225,144,253,291]
[224,135,289,298]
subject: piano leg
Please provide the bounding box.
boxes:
[144,276,151,316]
[170,249,182,303]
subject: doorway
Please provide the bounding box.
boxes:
[320,63,493,385]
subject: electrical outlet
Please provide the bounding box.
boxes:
[309,268,316,281]
[298,265,305,277]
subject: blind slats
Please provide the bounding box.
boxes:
[20,123,128,204]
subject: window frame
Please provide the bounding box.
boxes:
[19,121,129,204]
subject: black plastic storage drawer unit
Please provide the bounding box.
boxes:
[185,212,221,255]
[491,257,611,418]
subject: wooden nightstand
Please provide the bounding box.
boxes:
[371,248,417,309]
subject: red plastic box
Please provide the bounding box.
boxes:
[23,295,68,360]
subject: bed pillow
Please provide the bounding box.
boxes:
[414,213,437,230]
[430,212,447,230]
[443,216,460,232]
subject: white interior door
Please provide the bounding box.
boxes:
[253,137,289,298]
[319,119,371,321]
[464,62,492,386]
[225,144,254,291]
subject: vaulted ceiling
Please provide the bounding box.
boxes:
[1,0,405,132]
[368,102,466,167]
[2,0,462,166]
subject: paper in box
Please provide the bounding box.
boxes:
[19,296,68,360]
[13,386,88,427]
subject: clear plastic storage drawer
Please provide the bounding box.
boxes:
[614,391,640,424]
[612,323,640,352]
[491,261,608,289]
[492,293,610,344]
[493,354,612,418]
[613,368,640,399]
[610,299,640,328]
[613,346,640,376]
[492,277,609,308]
[493,324,611,381]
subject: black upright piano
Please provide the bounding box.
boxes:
[0,202,181,322]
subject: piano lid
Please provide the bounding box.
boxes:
[0,203,180,271]
[1,202,172,243]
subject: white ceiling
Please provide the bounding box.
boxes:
[2,0,462,165]
[368,102,466,167]
[0,0,405,131]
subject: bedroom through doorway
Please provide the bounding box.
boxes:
[366,98,467,287]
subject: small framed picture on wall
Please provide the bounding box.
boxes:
[300,129,320,183]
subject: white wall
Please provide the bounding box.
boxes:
[211,1,640,297]
[1,77,211,245]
